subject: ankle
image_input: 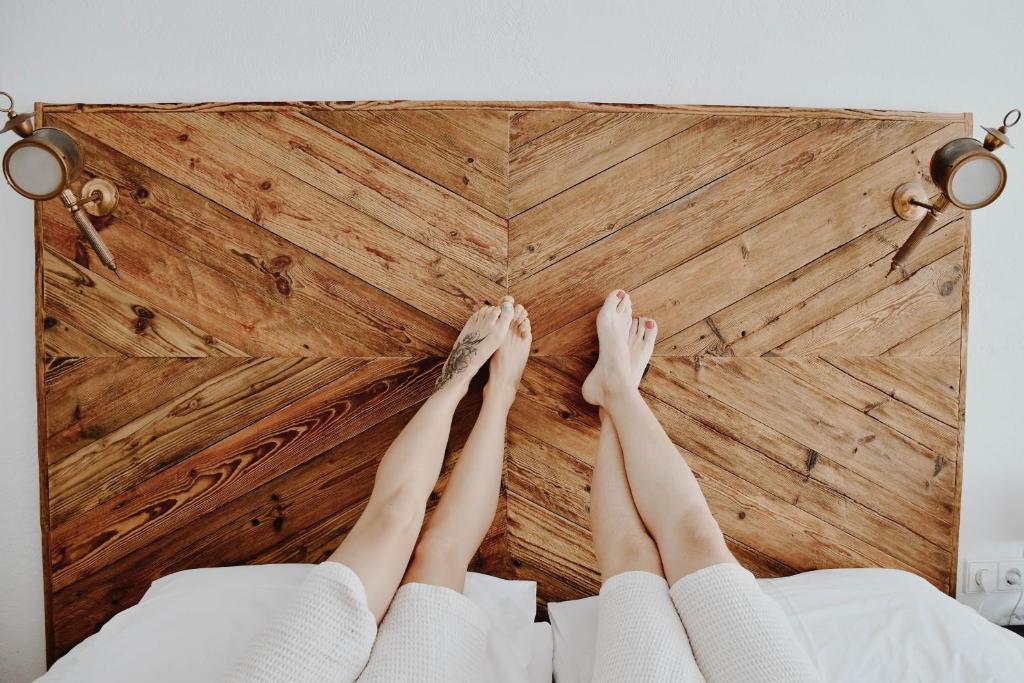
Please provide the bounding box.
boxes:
[433,376,471,403]
[482,381,516,413]
[604,383,641,409]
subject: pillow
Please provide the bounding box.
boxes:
[41,565,551,683]
[548,568,1024,682]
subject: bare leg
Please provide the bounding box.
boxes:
[403,304,532,591]
[583,290,734,585]
[328,296,515,620]
[590,317,707,682]
[590,316,663,581]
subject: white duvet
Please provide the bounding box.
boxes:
[549,568,1024,682]
[39,565,552,683]
[40,565,1024,682]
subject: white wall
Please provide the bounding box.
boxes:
[2,1,1022,679]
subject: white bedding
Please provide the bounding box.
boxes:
[39,566,1024,682]
[549,568,1024,682]
[40,565,552,683]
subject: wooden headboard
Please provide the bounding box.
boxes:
[35,100,970,660]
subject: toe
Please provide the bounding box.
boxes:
[514,303,527,323]
[643,318,658,346]
[485,306,501,323]
[605,289,625,310]
[617,292,632,317]
[497,297,515,330]
[630,317,640,339]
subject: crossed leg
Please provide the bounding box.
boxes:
[589,315,705,682]
[403,303,531,591]
[329,296,519,618]
[225,298,518,683]
[357,304,533,683]
[584,290,819,683]
[583,290,734,584]
[590,317,662,582]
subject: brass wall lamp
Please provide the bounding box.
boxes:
[889,108,1019,276]
[1,92,120,275]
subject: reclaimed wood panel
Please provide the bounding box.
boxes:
[35,100,971,661]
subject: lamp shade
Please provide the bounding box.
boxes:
[3,127,82,200]
[931,137,1007,210]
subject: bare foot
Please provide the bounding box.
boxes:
[627,315,658,388]
[436,296,515,396]
[484,304,532,409]
[582,290,635,406]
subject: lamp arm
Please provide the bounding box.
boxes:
[888,194,950,276]
[61,189,119,276]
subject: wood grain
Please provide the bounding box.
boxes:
[40,99,965,121]
[36,100,971,659]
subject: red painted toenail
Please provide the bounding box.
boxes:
[616,290,625,299]
[645,320,655,329]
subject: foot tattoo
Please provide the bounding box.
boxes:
[437,332,486,391]
[435,296,516,394]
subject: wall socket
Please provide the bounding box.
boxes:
[997,560,1024,591]
[966,561,998,593]
[966,559,1024,593]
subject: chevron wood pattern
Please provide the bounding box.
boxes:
[34,101,970,660]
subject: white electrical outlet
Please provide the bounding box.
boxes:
[966,561,998,593]
[997,560,1024,591]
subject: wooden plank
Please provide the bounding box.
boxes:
[822,356,960,427]
[642,361,950,547]
[950,112,972,593]
[682,447,940,583]
[510,115,820,282]
[40,100,966,122]
[644,389,949,582]
[215,111,507,281]
[534,124,962,356]
[507,492,600,596]
[884,312,961,356]
[43,202,376,357]
[50,357,440,590]
[509,110,584,149]
[766,356,957,458]
[774,249,964,356]
[308,110,509,217]
[522,119,949,343]
[43,249,245,357]
[508,396,939,587]
[60,111,504,328]
[509,112,705,214]
[34,101,56,665]
[51,114,455,356]
[507,427,593,528]
[45,357,241,460]
[42,315,121,358]
[651,357,955,523]
[433,110,511,152]
[657,212,964,357]
[48,358,364,527]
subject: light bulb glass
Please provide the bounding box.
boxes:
[6,144,65,197]
[949,156,1003,208]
